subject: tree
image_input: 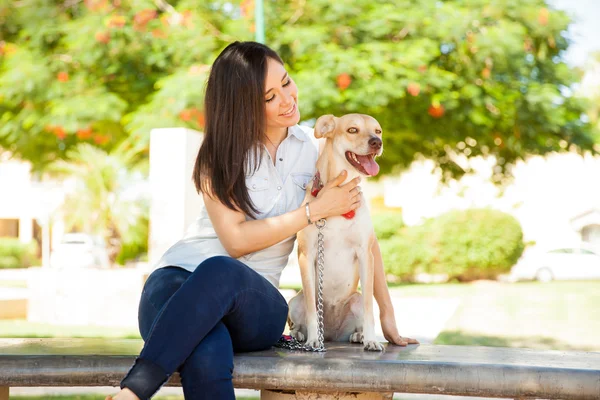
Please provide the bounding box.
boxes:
[268,0,598,180]
[0,0,597,181]
[48,143,148,264]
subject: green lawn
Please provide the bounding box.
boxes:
[390,280,600,351]
[0,279,27,288]
[2,281,598,352]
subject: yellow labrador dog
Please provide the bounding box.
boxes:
[288,113,385,351]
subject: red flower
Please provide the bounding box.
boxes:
[134,9,157,31]
[407,83,420,96]
[336,73,352,90]
[428,104,445,118]
[57,72,69,82]
[76,127,93,140]
[95,31,111,44]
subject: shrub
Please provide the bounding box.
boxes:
[380,225,434,281]
[372,212,404,240]
[381,208,525,282]
[0,238,40,269]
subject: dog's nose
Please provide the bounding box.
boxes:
[369,136,382,150]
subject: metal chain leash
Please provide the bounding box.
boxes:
[275,218,327,352]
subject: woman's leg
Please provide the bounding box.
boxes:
[118,256,288,400]
[178,322,235,399]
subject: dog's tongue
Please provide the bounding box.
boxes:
[357,154,380,176]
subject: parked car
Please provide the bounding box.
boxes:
[509,246,600,282]
[50,233,111,269]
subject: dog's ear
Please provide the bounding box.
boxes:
[314,114,337,139]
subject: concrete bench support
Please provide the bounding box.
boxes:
[1,338,599,399]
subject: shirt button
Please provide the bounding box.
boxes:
[277,186,282,190]
[279,158,283,161]
[252,184,256,189]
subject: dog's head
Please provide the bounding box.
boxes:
[314,114,383,176]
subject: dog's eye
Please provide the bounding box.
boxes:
[347,127,358,134]
[375,129,382,134]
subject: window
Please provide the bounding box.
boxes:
[0,219,19,238]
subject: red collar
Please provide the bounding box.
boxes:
[310,171,356,220]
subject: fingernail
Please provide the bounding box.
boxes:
[341,170,347,175]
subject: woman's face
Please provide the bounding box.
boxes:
[264,58,300,134]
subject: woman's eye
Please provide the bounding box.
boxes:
[348,127,358,133]
[282,78,291,87]
[266,96,275,103]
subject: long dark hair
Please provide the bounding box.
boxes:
[193,41,283,216]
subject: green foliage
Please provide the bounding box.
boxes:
[0,0,596,179]
[48,143,148,264]
[271,0,597,180]
[0,238,40,269]
[372,212,404,240]
[382,208,524,281]
[380,224,435,280]
[115,215,149,266]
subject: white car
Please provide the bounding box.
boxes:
[50,233,111,269]
[510,246,600,282]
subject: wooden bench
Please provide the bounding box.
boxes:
[0,338,598,399]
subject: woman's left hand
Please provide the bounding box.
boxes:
[380,311,419,346]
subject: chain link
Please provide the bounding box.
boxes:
[275,218,327,352]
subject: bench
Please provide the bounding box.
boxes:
[0,338,598,400]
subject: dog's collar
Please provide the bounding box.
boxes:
[310,171,356,220]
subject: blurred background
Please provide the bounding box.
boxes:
[0,0,599,399]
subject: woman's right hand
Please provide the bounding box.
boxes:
[309,170,362,221]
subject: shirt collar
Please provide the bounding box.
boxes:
[287,125,309,142]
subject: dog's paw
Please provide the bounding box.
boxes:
[349,332,363,344]
[363,340,385,352]
[304,337,322,349]
[290,329,305,342]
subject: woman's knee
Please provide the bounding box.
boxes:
[193,256,250,286]
[138,267,190,339]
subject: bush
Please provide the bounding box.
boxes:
[0,238,40,269]
[381,208,525,282]
[380,225,434,281]
[115,216,149,266]
[372,212,404,240]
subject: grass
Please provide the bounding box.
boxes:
[390,280,600,351]
[0,279,27,288]
[2,281,598,352]
[0,320,141,339]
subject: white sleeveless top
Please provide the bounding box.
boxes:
[152,124,319,287]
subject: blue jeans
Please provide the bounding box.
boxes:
[120,256,289,400]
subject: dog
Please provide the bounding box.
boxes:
[288,113,385,351]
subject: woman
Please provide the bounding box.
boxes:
[108,41,416,400]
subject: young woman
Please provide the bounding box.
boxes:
[107,41,416,400]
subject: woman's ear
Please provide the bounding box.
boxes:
[314,114,337,139]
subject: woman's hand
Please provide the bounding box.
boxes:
[309,170,361,221]
[380,310,419,346]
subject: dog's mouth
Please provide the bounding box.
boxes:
[345,151,380,176]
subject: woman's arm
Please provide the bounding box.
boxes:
[372,238,419,345]
[204,172,361,258]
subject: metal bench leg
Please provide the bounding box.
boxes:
[261,390,393,399]
[0,386,8,400]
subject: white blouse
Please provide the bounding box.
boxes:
[152,124,319,287]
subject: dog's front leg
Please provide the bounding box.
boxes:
[357,236,384,351]
[298,240,320,348]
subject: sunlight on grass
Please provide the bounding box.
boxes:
[390,280,600,351]
[0,280,27,288]
[0,320,141,339]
